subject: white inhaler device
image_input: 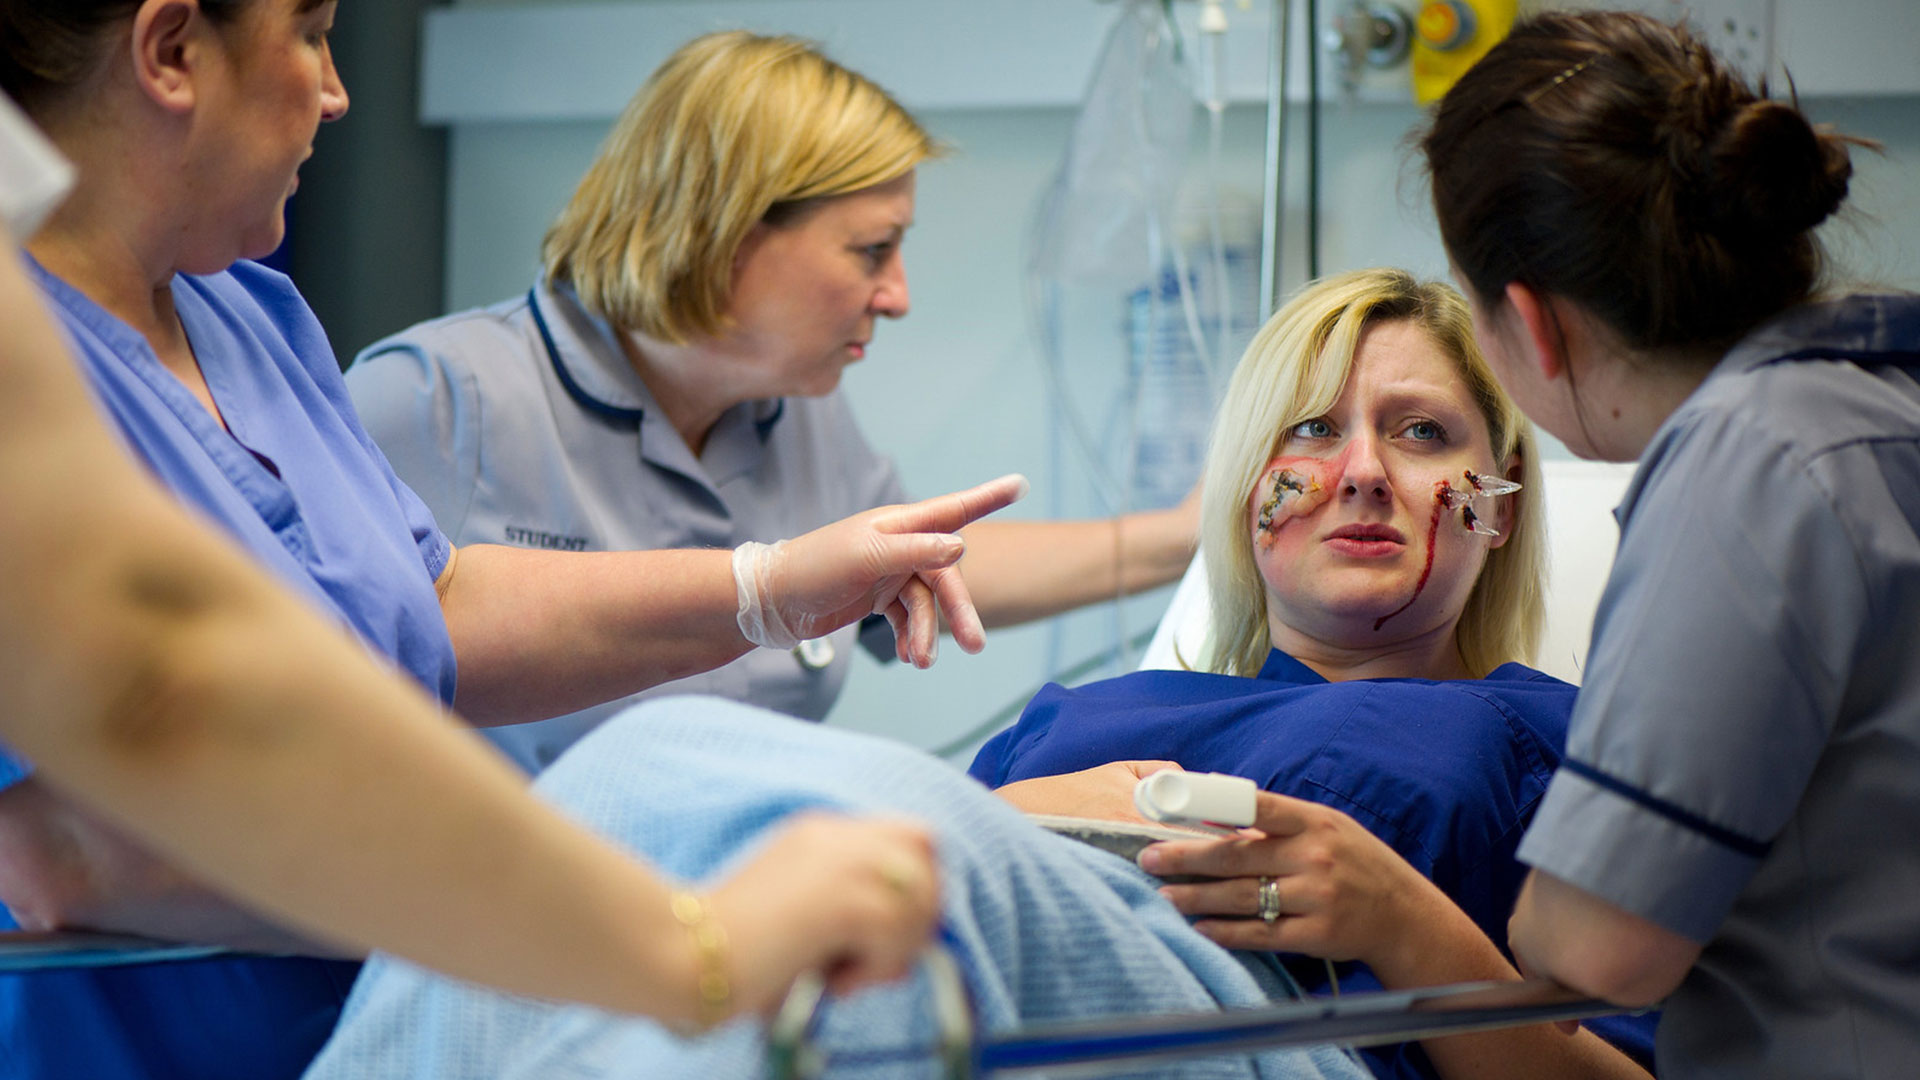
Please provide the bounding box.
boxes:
[1133,771,1258,835]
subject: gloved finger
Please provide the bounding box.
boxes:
[924,564,985,654]
[876,474,1028,537]
[883,599,913,664]
[894,576,939,668]
[871,532,968,577]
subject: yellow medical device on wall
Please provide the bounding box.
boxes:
[1410,0,1517,104]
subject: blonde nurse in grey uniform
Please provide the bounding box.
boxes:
[349,32,1199,770]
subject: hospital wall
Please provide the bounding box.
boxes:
[424,1,1920,759]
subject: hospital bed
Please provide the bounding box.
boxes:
[0,459,1640,1074]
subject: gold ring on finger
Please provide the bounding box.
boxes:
[1257,876,1282,925]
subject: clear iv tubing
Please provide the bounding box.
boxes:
[1199,0,1234,386]
[1027,0,1228,521]
[1026,0,1242,675]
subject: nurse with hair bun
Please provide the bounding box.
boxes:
[1423,10,1920,1076]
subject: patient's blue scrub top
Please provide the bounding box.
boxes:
[971,651,1658,1078]
[0,260,457,1080]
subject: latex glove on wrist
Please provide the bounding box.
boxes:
[732,474,1028,668]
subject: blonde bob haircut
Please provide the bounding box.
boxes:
[542,31,940,344]
[1196,268,1545,679]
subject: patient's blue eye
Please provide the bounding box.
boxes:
[1292,418,1335,439]
[1405,420,1446,442]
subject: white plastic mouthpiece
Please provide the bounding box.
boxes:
[1133,771,1258,832]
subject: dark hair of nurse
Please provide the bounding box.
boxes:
[0,0,292,107]
[1422,9,1872,359]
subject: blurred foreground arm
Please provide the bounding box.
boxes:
[0,230,935,1023]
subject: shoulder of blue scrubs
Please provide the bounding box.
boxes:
[31,258,456,703]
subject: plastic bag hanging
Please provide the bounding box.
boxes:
[1028,0,1194,288]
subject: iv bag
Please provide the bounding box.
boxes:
[1030,0,1195,287]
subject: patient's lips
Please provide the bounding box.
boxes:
[1324,522,1405,558]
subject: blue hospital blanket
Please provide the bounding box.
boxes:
[303,698,1373,1079]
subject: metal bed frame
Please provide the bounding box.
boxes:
[0,931,1627,1078]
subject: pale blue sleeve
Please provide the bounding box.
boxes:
[347,335,484,543]
[1518,410,1871,941]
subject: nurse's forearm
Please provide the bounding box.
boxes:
[958,507,1197,628]
[1359,893,1652,1080]
[1509,869,1701,1007]
[438,544,750,725]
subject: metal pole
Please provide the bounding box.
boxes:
[1258,0,1292,321]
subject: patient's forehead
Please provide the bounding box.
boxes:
[1339,322,1474,408]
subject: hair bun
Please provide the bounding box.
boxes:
[1703,99,1852,242]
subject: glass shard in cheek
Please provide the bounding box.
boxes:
[1440,469,1523,538]
[1371,470,1525,631]
[1253,461,1331,546]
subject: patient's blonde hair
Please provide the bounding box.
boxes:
[1197,268,1545,678]
[542,31,941,344]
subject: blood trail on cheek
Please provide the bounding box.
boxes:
[1373,481,1449,632]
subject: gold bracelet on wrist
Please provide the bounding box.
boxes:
[669,890,731,1030]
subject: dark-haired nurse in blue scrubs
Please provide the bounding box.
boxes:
[0,3,1013,1077]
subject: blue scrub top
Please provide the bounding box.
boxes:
[0,259,457,1080]
[971,651,1656,1078]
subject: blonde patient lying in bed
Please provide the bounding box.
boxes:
[306,272,1652,1080]
[972,269,1655,1080]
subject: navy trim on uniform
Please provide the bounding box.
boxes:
[755,398,786,439]
[1560,758,1772,859]
[1764,347,1920,370]
[528,288,646,427]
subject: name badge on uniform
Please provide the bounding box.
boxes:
[793,636,835,671]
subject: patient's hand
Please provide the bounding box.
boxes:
[1137,790,1457,975]
[992,761,1182,823]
